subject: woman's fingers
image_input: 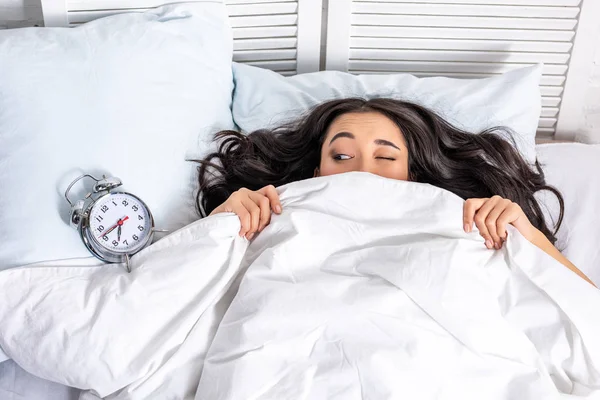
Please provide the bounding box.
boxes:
[227,185,282,240]
[463,198,485,233]
[230,198,251,237]
[248,191,272,232]
[485,200,510,249]
[474,199,497,249]
[496,208,513,244]
[465,196,525,250]
[259,185,282,214]
[215,186,282,240]
[464,196,504,249]
[240,196,261,239]
[497,202,523,241]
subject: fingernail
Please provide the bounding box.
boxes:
[485,240,493,249]
[464,224,470,233]
[247,233,254,240]
[275,205,282,213]
[495,242,501,250]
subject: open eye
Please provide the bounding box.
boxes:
[333,154,352,161]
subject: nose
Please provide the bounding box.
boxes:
[358,160,377,174]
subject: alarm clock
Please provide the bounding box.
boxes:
[64,174,157,272]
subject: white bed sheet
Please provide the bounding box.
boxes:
[535,143,600,284]
[0,258,102,400]
[1,143,598,399]
[0,360,80,400]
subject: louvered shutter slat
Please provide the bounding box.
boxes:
[349,49,570,64]
[352,38,572,53]
[353,2,579,18]
[352,15,576,30]
[352,26,575,42]
[327,0,581,136]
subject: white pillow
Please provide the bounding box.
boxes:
[0,2,234,269]
[231,63,542,162]
[535,143,600,285]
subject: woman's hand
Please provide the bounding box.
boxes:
[463,195,537,250]
[210,185,282,240]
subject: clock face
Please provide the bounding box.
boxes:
[88,193,152,254]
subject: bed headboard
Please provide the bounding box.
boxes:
[41,0,323,75]
[39,0,600,142]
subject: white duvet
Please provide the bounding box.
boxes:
[0,172,599,399]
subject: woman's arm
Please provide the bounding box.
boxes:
[527,228,596,287]
[464,196,597,288]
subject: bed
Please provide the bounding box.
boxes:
[1,1,599,399]
[1,143,598,400]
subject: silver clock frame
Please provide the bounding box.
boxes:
[80,191,156,269]
[64,174,157,273]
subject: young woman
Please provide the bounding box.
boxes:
[196,98,595,286]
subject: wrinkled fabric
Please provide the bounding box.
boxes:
[198,173,600,400]
[0,173,599,399]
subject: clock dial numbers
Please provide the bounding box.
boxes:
[89,193,152,253]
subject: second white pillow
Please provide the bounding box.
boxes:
[231,63,542,162]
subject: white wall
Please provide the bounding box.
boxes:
[580,30,600,143]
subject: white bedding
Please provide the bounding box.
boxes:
[535,143,600,284]
[1,172,599,399]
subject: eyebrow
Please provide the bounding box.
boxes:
[329,131,355,144]
[329,131,400,150]
[374,139,400,150]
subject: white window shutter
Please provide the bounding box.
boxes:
[41,0,324,75]
[296,0,324,73]
[325,0,584,139]
[41,0,68,27]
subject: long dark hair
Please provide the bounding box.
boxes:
[195,98,564,244]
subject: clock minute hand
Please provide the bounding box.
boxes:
[102,224,118,238]
[98,216,129,238]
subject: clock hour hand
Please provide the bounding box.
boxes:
[117,225,122,242]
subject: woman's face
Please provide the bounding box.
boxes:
[317,111,409,180]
